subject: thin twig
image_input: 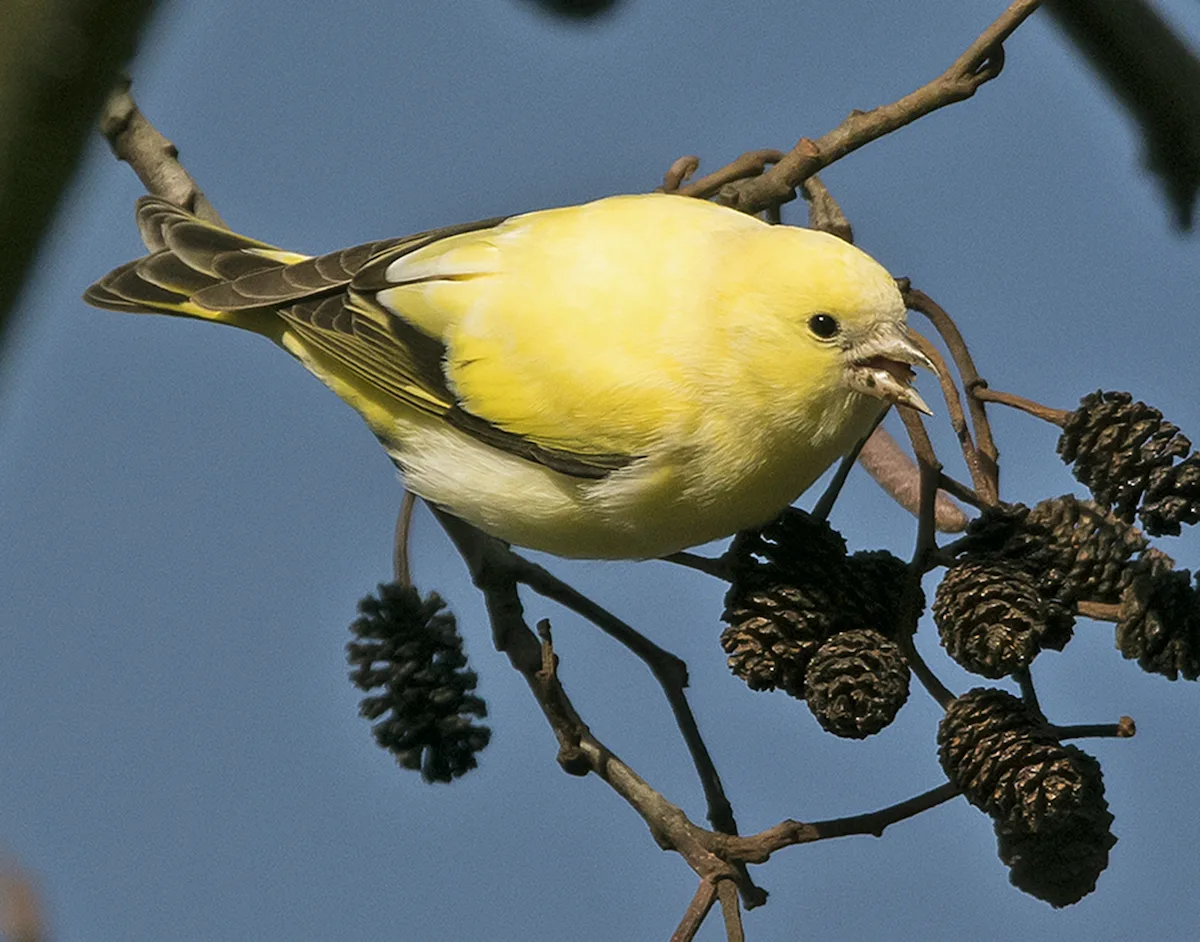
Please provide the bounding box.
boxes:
[1049,717,1137,740]
[716,880,745,942]
[903,287,1000,503]
[714,781,961,862]
[972,386,1071,426]
[676,149,786,200]
[1014,667,1041,715]
[901,409,943,575]
[0,860,46,942]
[435,510,767,907]
[813,409,887,521]
[512,565,732,824]
[911,330,992,501]
[898,407,958,708]
[671,879,719,942]
[661,551,733,581]
[392,490,416,587]
[1077,600,1121,622]
[858,427,971,532]
[99,76,225,225]
[714,0,1043,214]
[433,508,744,847]
[800,174,853,243]
[662,155,701,192]
[936,471,984,511]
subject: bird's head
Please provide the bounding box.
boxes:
[715,223,934,418]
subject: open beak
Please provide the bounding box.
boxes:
[844,324,937,416]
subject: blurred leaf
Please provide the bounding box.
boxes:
[0,0,160,390]
[1047,0,1200,230]
[519,0,621,21]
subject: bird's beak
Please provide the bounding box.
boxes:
[844,323,937,416]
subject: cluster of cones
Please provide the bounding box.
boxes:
[719,389,1198,905]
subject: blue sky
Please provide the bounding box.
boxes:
[2,1,1198,939]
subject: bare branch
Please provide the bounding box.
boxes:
[715,781,961,862]
[723,0,1043,214]
[716,879,746,942]
[813,410,887,521]
[0,0,159,359]
[0,859,46,942]
[661,551,733,581]
[800,174,854,243]
[911,330,993,502]
[898,407,959,708]
[973,385,1071,426]
[98,77,225,225]
[1077,600,1121,622]
[858,427,971,532]
[1049,717,1137,740]
[393,490,417,587]
[670,879,719,942]
[662,155,701,192]
[433,509,768,906]
[675,149,786,200]
[903,286,1000,502]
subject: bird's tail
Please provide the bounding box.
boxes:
[83,197,310,335]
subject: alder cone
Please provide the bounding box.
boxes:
[1116,549,1200,681]
[1139,452,1200,537]
[347,584,491,783]
[722,509,854,697]
[803,629,910,738]
[1057,390,1191,521]
[994,746,1117,908]
[933,557,1074,678]
[844,550,925,639]
[721,581,839,697]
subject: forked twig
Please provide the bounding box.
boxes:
[903,287,1000,503]
[713,0,1043,214]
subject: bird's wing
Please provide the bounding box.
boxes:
[277,289,636,478]
[113,195,755,478]
[191,204,650,478]
[358,195,760,461]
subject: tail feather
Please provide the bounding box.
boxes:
[137,250,221,296]
[84,197,310,331]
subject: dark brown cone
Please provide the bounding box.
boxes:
[1139,452,1200,537]
[938,689,1107,832]
[933,557,1075,678]
[721,582,839,696]
[722,509,854,697]
[347,584,491,783]
[844,550,926,639]
[726,506,848,580]
[803,629,910,738]
[1026,496,1148,603]
[1116,549,1199,681]
[1057,390,1191,522]
[965,497,1148,605]
[995,748,1116,908]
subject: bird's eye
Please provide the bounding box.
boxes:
[808,313,840,340]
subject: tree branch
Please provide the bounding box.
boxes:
[393,490,417,587]
[98,77,225,225]
[903,287,1000,504]
[714,0,1043,214]
[714,781,961,862]
[858,427,971,532]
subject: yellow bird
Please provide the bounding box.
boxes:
[85,193,933,559]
